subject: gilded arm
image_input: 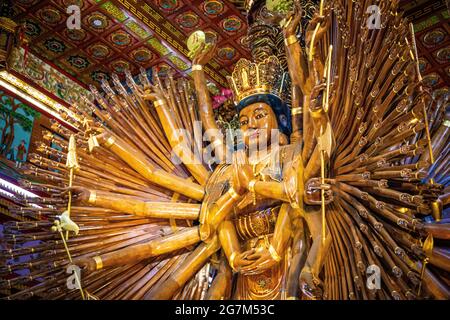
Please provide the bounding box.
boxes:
[200,186,244,241]
[206,255,233,300]
[201,151,255,240]
[218,219,243,271]
[218,219,264,274]
[283,1,310,93]
[143,79,210,185]
[191,43,225,162]
[304,81,335,181]
[251,179,334,205]
[283,1,309,142]
[68,187,200,220]
[302,8,331,163]
[90,131,204,201]
[299,205,331,299]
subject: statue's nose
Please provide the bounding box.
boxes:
[247,116,257,128]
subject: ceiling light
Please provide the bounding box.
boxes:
[0,178,38,198]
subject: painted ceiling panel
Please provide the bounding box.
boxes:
[400,0,449,95]
[10,0,450,97]
[12,0,251,89]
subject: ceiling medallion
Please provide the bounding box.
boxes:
[218,47,236,61]
[110,31,132,47]
[205,30,219,43]
[157,0,180,12]
[88,43,110,60]
[132,48,153,63]
[418,58,428,73]
[37,7,63,25]
[44,38,67,54]
[434,46,450,63]
[421,73,440,87]
[221,16,243,33]
[91,70,110,83]
[87,12,109,30]
[176,12,200,30]
[62,0,85,9]
[422,29,446,47]
[64,28,87,42]
[23,20,41,37]
[67,55,90,69]
[203,0,225,16]
[111,60,130,74]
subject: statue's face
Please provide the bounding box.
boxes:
[239,102,279,148]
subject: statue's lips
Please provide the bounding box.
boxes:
[246,130,260,139]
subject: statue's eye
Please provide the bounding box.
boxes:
[255,112,267,120]
[240,119,248,126]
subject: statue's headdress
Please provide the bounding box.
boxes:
[227,56,291,135]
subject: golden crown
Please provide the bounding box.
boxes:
[226,56,287,104]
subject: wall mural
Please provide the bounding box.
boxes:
[0,90,40,167]
[8,47,93,104]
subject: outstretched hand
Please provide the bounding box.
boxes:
[304,178,334,205]
[57,186,91,203]
[143,73,167,104]
[73,256,97,272]
[299,266,323,299]
[283,0,303,38]
[309,82,327,110]
[306,8,331,48]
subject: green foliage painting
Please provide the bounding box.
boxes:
[0,91,41,161]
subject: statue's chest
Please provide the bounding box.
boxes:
[232,198,281,241]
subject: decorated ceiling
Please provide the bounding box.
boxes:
[9,0,450,96]
[400,0,450,95]
[12,0,251,89]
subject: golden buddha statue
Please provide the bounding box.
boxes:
[62,2,335,300]
[2,0,449,301]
